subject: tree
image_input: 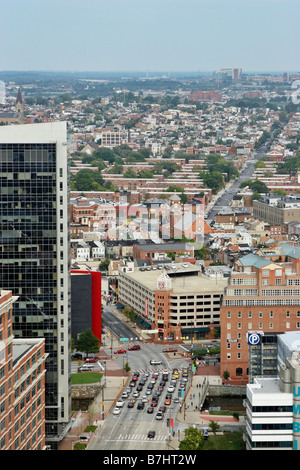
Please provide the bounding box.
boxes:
[209,420,220,435]
[178,426,204,450]
[223,370,230,383]
[76,328,99,355]
[200,170,224,193]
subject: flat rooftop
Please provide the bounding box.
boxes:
[120,263,228,294]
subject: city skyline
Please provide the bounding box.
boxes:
[1,0,300,73]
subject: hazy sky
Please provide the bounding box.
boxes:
[1,0,299,73]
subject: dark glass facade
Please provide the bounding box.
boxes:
[0,142,62,441]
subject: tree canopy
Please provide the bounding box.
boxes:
[76,328,100,355]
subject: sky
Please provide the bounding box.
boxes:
[1,0,300,73]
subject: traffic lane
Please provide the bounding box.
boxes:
[102,307,140,341]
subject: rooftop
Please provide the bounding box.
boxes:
[120,263,227,293]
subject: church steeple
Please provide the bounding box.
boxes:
[15,88,24,122]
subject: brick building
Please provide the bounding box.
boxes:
[220,245,300,384]
[0,290,47,450]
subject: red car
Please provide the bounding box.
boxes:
[128,345,141,351]
[114,349,126,354]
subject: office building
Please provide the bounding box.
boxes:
[118,262,227,342]
[0,290,47,450]
[0,122,71,449]
[245,331,300,450]
[220,246,300,385]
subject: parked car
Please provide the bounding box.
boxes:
[72,352,83,359]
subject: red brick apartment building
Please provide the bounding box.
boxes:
[220,245,300,384]
[188,89,222,102]
[0,290,47,450]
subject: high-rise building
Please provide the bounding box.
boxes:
[0,122,71,449]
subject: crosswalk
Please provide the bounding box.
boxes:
[132,367,185,375]
[115,432,167,443]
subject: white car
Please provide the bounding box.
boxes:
[116,399,124,407]
[113,407,121,415]
[133,391,140,398]
[150,360,162,365]
[121,392,129,399]
[142,396,148,403]
[155,412,163,420]
[167,386,175,393]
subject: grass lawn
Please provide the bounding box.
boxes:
[71,372,103,385]
[202,431,246,450]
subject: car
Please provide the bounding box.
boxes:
[147,430,156,438]
[77,365,93,372]
[167,386,175,393]
[165,398,171,405]
[127,401,135,408]
[142,396,148,403]
[129,381,136,387]
[147,407,154,413]
[155,412,163,420]
[116,399,124,407]
[151,401,158,407]
[136,385,143,392]
[114,349,126,354]
[150,360,162,365]
[133,391,140,398]
[85,357,97,363]
[113,407,121,415]
[174,398,180,403]
[131,376,138,381]
[146,389,152,395]
[137,402,144,410]
[163,347,178,353]
[121,392,129,399]
[159,406,166,413]
[72,352,83,359]
[128,345,141,351]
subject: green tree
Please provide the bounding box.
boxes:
[200,170,224,193]
[209,420,220,435]
[179,426,204,450]
[76,328,99,355]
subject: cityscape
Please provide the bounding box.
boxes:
[1,0,300,456]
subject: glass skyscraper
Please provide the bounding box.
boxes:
[0,122,71,449]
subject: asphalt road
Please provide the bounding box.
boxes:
[90,368,190,451]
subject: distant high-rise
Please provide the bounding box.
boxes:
[0,122,71,449]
